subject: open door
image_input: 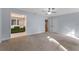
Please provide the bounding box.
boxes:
[10,13,27,38]
[45,20,48,32]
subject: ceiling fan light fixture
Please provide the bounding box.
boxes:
[47,11,52,15]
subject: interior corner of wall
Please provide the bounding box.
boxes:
[0,37,10,43]
[0,40,2,43]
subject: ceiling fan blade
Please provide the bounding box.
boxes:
[48,8,51,12]
[51,11,56,13]
[52,8,55,10]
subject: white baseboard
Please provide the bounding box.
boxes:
[0,37,10,43]
[0,40,2,43]
[27,31,45,36]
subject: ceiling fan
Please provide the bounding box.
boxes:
[42,8,56,15]
[47,8,56,15]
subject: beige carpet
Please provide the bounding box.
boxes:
[0,32,79,51]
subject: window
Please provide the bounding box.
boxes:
[11,19,16,25]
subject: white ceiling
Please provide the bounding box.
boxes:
[19,8,79,17]
[11,13,26,18]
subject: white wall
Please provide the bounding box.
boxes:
[0,9,11,42]
[0,8,45,42]
[0,9,1,42]
[48,12,79,37]
[10,8,45,35]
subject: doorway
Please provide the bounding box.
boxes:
[10,13,27,38]
[45,19,48,32]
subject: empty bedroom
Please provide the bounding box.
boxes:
[0,8,79,51]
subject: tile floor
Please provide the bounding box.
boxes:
[11,32,26,38]
[0,32,79,51]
